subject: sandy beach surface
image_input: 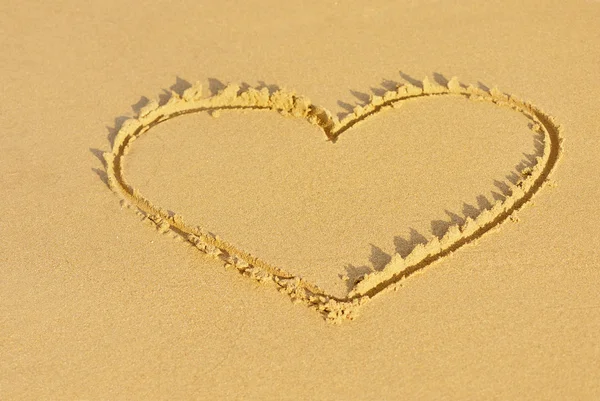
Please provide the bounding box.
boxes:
[2,1,600,399]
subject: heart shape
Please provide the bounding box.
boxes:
[104,76,563,324]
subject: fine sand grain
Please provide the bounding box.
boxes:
[1,0,599,399]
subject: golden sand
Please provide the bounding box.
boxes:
[2,1,599,399]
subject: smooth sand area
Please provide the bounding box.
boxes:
[1,1,599,399]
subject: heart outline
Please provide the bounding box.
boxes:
[104,76,563,324]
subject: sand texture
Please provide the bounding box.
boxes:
[1,0,600,399]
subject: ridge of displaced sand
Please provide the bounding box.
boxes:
[104,76,563,324]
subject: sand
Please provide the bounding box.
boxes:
[1,0,599,399]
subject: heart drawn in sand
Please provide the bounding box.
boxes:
[104,76,563,324]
